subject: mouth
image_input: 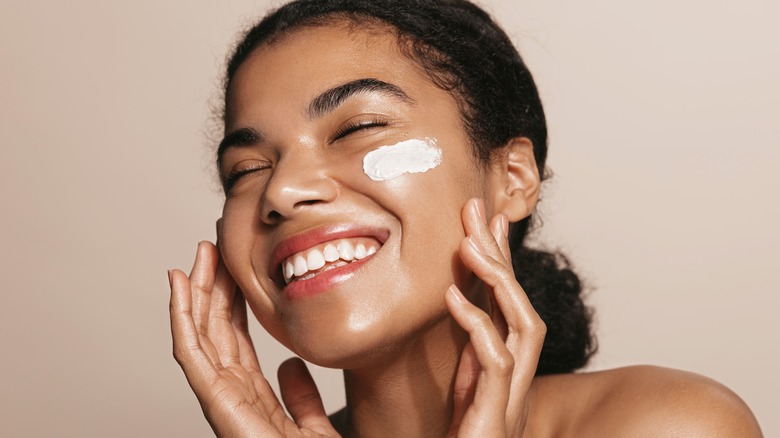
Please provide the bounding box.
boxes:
[281,237,381,284]
[270,225,389,289]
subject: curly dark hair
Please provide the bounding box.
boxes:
[221,0,596,375]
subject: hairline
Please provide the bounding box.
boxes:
[223,13,492,167]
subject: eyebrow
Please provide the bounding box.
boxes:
[216,127,262,169]
[308,78,413,119]
[217,78,412,165]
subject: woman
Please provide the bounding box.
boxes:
[169,0,762,436]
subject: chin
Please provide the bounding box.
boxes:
[285,323,399,369]
[245,246,462,368]
[277,302,451,370]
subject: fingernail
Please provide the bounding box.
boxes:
[448,285,465,303]
[501,215,509,237]
[167,270,173,287]
[468,235,485,254]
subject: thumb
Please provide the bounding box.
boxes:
[278,357,335,434]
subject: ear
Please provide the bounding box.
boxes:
[486,137,540,222]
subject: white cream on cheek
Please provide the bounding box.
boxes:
[362,138,442,181]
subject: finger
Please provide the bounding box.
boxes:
[211,222,248,368]
[231,288,263,373]
[448,342,479,435]
[461,199,506,263]
[459,199,545,434]
[459,232,540,335]
[464,203,511,337]
[213,219,257,370]
[459,199,545,356]
[169,269,220,387]
[207,257,240,365]
[446,285,512,434]
[278,358,337,435]
[190,241,218,336]
[229,290,279,413]
[207,255,272,405]
[460,233,546,434]
[460,231,545,387]
[489,213,511,264]
[488,293,509,340]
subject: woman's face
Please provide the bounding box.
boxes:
[219,22,492,367]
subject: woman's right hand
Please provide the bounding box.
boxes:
[169,241,340,438]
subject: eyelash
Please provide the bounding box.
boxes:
[223,163,271,193]
[223,120,388,192]
[332,120,388,141]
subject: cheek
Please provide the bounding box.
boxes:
[219,201,257,270]
[220,207,292,347]
[375,176,478,293]
[357,136,476,203]
[220,200,279,313]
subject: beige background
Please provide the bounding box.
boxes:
[1,0,777,436]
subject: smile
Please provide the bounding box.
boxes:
[282,237,380,284]
[269,224,390,297]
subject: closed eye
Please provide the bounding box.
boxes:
[332,120,388,142]
[222,163,272,193]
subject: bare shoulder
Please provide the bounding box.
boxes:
[529,365,763,437]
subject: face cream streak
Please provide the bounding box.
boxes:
[362,138,442,181]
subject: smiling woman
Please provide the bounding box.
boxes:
[168,0,763,437]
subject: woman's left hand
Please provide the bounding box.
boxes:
[169,242,339,437]
[445,198,546,437]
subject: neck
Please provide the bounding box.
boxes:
[339,316,468,438]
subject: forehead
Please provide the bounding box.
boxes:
[225,22,441,126]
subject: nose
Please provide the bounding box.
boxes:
[260,153,338,224]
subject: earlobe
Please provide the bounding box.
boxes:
[489,137,540,222]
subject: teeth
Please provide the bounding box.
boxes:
[355,243,367,260]
[282,239,380,284]
[293,254,307,277]
[306,249,326,270]
[323,244,339,262]
[324,261,348,271]
[284,260,294,282]
[338,241,355,260]
[300,272,317,281]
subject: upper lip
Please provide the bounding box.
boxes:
[269,223,390,285]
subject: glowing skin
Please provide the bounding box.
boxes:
[218,23,491,369]
[362,138,442,181]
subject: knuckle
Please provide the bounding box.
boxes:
[473,311,492,327]
[497,267,515,283]
[172,346,186,362]
[519,313,545,332]
[493,350,515,375]
[173,343,199,363]
[523,317,546,343]
[533,318,547,338]
[486,263,510,284]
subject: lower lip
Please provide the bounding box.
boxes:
[282,254,375,300]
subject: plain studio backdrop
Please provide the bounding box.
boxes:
[1,0,777,436]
